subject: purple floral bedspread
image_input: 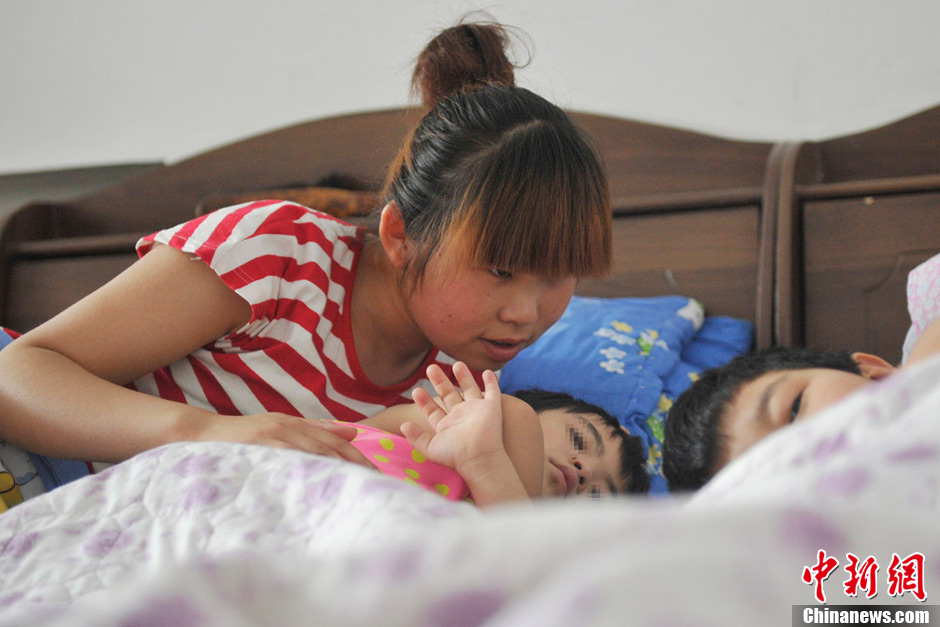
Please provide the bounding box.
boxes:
[1,356,938,626]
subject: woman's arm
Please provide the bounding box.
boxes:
[366,364,545,505]
[0,245,368,465]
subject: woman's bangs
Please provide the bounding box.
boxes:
[449,127,611,279]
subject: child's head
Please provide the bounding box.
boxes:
[663,347,895,491]
[513,389,650,497]
[378,22,611,370]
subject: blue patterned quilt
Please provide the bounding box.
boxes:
[499,296,753,493]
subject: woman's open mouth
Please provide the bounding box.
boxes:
[480,338,526,362]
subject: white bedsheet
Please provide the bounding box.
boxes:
[2,356,938,626]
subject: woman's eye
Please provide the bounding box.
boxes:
[568,427,586,451]
[489,267,513,280]
[790,393,803,421]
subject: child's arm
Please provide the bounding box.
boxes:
[0,244,370,466]
[404,367,539,506]
[365,364,544,505]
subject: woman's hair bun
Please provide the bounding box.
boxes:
[412,20,526,109]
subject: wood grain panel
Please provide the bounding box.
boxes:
[803,193,940,363]
[578,206,760,323]
[4,254,137,332]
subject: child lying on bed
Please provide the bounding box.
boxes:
[354,361,649,505]
[664,252,940,492]
[0,332,647,508]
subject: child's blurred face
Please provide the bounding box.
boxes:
[407,250,576,371]
[720,368,874,464]
[537,408,626,498]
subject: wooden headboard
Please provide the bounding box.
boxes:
[771,107,940,363]
[2,105,939,362]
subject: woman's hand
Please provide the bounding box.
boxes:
[186,412,374,468]
[399,362,505,473]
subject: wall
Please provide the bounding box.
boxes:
[3,0,940,174]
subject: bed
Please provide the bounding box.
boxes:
[0,105,938,624]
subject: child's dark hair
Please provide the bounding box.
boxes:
[663,346,861,492]
[512,389,650,495]
[384,21,611,287]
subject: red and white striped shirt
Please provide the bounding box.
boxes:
[134,200,461,422]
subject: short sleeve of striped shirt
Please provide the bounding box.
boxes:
[136,200,363,337]
[134,200,475,421]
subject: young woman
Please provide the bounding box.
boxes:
[0,22,611,471]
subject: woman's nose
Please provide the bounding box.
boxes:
[498,290,539,326]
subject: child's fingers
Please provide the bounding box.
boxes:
[400,421,432,454]
[481,369,501,399]
[426,364,463,411]
[452,361,482,400]
[412,386,445,427]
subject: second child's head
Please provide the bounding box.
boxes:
[379,22,611,370]
[663,347,895,492]
[514,389,650,498]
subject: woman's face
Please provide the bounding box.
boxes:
[405,249,576,371]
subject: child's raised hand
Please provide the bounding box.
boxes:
[400,362,505,473]
[420,361,486,421]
